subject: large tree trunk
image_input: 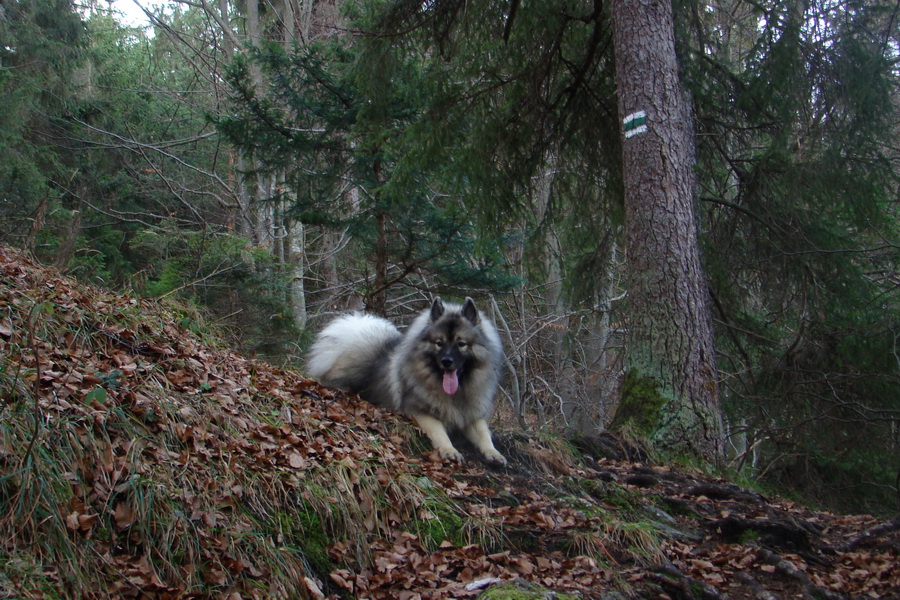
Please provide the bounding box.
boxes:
[610,0,723,461]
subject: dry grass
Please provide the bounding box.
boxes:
[0,245,437,598]
[0,244,707,600]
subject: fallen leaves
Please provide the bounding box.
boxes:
[1,245,405,597]
[328,533,613,600]
[1,244,898,600]
[663,511,900,599]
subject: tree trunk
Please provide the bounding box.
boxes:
[289,219,308,329]
[610,0,723,461]
[369,208,388,316]
[534,152,579,431]
[54,209,81,269]
[282,0,296,45]
[25,193,49,252]
[278,8,308,329]
[298,0,313,43]
[367,159,388,316]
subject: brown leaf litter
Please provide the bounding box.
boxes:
[0,244,897,600]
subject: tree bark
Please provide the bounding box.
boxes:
[289,218,308,329]
[610,0,723,461]
[368,159,388,316]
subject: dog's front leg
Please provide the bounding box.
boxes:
[413,413,463,462]
[464,419,507,466]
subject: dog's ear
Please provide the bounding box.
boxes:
[462,297,480,325]
[430,297,445,321]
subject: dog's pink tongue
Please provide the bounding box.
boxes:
[442,370,459,395]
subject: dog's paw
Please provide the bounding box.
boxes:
[482,449,507,466]
[437,446,465,462]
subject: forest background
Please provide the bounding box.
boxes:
[1,0,898,515]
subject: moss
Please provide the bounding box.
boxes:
[557,492,610,520]
[613,369,723,461]
[610,370,669,438]
[577,477,642,513]
[738,528,762,544]
[478,581,579,600]
[416,497,464,550]
[283,505,334,577]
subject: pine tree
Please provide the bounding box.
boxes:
[354,0,727,460]
[342,0,898,490]
[608,0,723,460]
[680,0,900,507]
[0,0,86,249]
[216,38,517,314]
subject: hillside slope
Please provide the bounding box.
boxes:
[0,244,897,600]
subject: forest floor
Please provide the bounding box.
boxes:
[0,243,898,600]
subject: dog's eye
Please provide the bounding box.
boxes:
[434,340,444,348]
[457,341,468,349]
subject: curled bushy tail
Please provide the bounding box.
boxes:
[306,313,401,405]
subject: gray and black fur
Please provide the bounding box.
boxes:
[306,297,507,464]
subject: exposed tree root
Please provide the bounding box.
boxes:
[734,572,779,600]
[646,562,724,600]
[755,547,847,600]
[827,516,900,553]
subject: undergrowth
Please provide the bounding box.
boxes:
[0,247,437,598]
[7,244,852,600]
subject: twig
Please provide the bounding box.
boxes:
[157,260,242,299]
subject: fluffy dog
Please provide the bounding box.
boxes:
[306,297,506,465]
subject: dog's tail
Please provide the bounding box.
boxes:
[306,313,401,397]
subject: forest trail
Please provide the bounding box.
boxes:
[0,243,897,600]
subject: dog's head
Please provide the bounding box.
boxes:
[425,297,482,395]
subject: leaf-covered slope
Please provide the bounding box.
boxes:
[0,243,412,598]
[1,244,898,600]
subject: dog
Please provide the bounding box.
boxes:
[306,297,507,465]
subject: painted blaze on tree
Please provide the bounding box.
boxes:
[609,0,723,460]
